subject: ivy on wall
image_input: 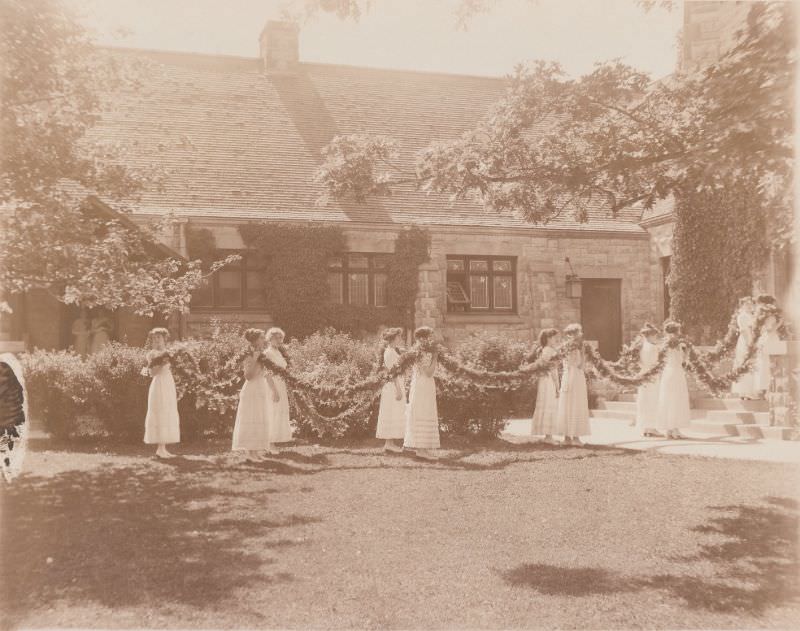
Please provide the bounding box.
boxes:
[185,224,217,267]
[386,226,432,331]
[669,175,769,339]
[238,222,430,338]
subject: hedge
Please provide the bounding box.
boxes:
[20,329,545,443]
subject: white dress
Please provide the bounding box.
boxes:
[755,315,780,392]
[232,355,271,450]
[264,347,293,443]
[635,341,661,430]
[404,354,440,449]
[143,353,180,444]
[555,348,590,437]
[655,345,690,431]
[731,310,756,397]
[376,347,406,439]
[531,346,559,435]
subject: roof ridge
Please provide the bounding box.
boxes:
[100,44,508,81]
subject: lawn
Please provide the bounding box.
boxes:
[1,438,799,629]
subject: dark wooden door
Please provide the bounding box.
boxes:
[580,278,622,360]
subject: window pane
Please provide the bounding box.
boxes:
[470,275,489,309]
[191,278,213,307]
[470,260,489,272]
[348,273,369,306]
[374,273,388,307]
[493,276,513,309]
[328,256,343,269]
[447,259,465,272]
[218,270,242,307]
[493,259,512,272]
[327,272,343,303]
[348,254,369,269]
[373,256,388,270]
[245,271,267,308]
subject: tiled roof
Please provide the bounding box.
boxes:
[90,48,646,235]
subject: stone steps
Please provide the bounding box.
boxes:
[591,396,795,441]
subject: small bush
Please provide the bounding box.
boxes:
[179,321,249,440]
[89,342,149,441]
[286,328,379,439]
[20,350,96,439]
[437,333,536,438]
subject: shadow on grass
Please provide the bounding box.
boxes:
[0,463,315,626]
[502,498,800,615]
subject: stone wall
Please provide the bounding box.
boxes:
[415,228,658,347]
[170,221,660,347]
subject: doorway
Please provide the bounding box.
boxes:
[580,278,622,360]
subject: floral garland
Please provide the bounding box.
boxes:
[291,387,380,426]
[607,337,643,374]
[699,310,740,363]
[683,307,770,396]
[583,340,671,388]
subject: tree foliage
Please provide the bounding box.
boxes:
[0,0,226,317]
[315,2,793,248]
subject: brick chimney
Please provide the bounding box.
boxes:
[259,20,299,73]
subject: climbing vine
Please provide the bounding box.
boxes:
[238,222,430,338]
[669,175,769,340]
[386,226,432,331]
[185,224,218,268]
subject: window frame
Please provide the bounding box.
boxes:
[446,255,517,314]
[327,252,390,308]
[191,249,267,311]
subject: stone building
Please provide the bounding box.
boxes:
[1,20,673,358]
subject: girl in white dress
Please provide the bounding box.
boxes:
[555,324,591,445]
[754,295,781,397]
[731,297,757,399]
[404,326,440,459]
[264,327,293,444]
[635,323,663,438]
[655,321,689,439]
[530,328,561,443]
[376,327,406,452]
[232,328,273,459]
[143,327,180,458]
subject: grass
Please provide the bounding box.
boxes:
[1,437,799,629]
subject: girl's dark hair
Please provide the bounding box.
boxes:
[381,327,403,343]
[378,328,404,366]
[538,328,559,346]
[146,327,170,346]
[640,322,659,336]
[756,294,776,306]
[663,320,682,335]
[244,328,263,345]
[563,323,582,337]
[414,326,434,341]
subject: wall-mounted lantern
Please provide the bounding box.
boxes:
[565,257,582,299]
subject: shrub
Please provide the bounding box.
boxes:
[89,342,149,440]
[285,328,379,439]
[179,320,249,440]
[437,333,536,438]
[20,350,96,439]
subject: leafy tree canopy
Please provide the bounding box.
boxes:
[0,0,231,317]
[312,2,793,246]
